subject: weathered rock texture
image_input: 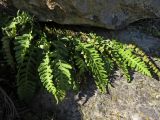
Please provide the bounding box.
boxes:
[78,73,160,120]
[0,0,16,15]
[32,72,160,120]
[12,0,160,29]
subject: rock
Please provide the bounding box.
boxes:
[32,72,160,120]
[77,73,160,120]
[110,27,160,53]
[11,0,160,29]
[0,0,16,17]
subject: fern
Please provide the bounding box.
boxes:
[85,34,132,82]
[127,44,160,77]
[1,36,15,69]
[51,36,77,100]
[38,52,58,102]
[52,60,73,100]
[119,47,151,76]
[1,11,160,103]
[101,39,152,78]
[76,40,109,93]
[2,11,32,38]
[74,55,87,76]
[17,47,38,102]
[110,51,132,82]
[14,31,33,66]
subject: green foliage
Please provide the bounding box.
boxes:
[14,32,33,66]
[2,10,33,38]
[110,41,152,77]
[1,11,160,103]
[75,40,109,92]
[17,47,39,102]
[38,52,58,102]
[127,44,160,77]
[1,36,15,69]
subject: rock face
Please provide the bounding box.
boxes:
[79,74,160,120]
[32,72,160,120]
[11,0,160,29]
[78,73,160,120]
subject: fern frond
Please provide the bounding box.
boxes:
[51,40,70,59]
[52,59,74,100]
[107,47,132,82]
[105,45,132,81]
[17,47,38,103]
[127,44,160,77]
[119,62,131,82]
[87,34,131,82]
[119,47,151,77]
[14,10,33,26]
[86,34,116,80]
[2,11,33,38]
[38,52,58,102]
[101,40,151,77]
[2,21,17,37]
[50,36,77,100]
[1,36,15,69]
[76,41,109,92]
[14,31,33,66]
[74,55,87,75]
[88,34,152,81]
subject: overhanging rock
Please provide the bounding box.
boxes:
[12,0,160,29]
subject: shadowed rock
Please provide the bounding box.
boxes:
[12,0,160,29]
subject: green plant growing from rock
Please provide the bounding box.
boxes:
[1,11,160,103]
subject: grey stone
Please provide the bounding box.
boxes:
[11,0,160,29]
[111,27,160,52]
[32,73,160,120]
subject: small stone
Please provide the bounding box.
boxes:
[131,114,142,120]
[155,94,160,99]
